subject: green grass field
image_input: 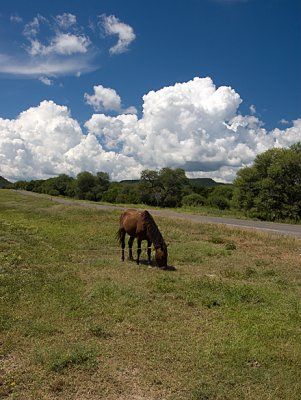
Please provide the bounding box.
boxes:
[1,189,301,399]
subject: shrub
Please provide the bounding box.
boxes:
[182,193,206,207]
[208,195,230,210]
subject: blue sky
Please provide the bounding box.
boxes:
[0,0,300,182]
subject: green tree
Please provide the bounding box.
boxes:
[207,185,234,210]
[139,169,163,206]
[115,183,141,204]
[139,168,190,207]
[159,168,190,207]
[233,144,301,221]
[75,171,96,200]
[41,175,75,196]
[93,172,110,201]
[102,183,120,203]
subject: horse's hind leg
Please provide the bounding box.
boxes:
[128,236,135,261]
[137,239,142,265]
[119,229,126,261]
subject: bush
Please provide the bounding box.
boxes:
[208,195,230,210]
[182,193,206,207]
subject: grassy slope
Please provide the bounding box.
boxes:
[0,189,301,399]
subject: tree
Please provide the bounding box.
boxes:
[75,171,96,200]
[139,168,190,207]
[139,170,163,206]
[93,172,110,201]
[41,174,75,196]
[207,185,234,210]
[115,184,141,204]
[232,166,260,211]
[159,168,190,207]
[233,144,301,221]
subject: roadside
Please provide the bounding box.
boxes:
[12,190,301,238]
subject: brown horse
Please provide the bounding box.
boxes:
[117,209,168,268]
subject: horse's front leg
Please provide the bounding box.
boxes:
[137,239,142,265]
[128,236,135,261]
[147,240,152,265]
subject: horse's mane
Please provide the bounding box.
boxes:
[141,210,165,248]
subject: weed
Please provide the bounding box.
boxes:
[37,343,97,372]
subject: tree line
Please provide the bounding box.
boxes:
[12,168,234,211]
[9,142,301,222]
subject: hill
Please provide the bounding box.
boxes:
[120,177,227,187]
[0,176,11,188]
[189,178,227,187]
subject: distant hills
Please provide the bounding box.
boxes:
[0,176,12,188]
[120,177,228,187]
[188,178,227,187]
[1,175,228,189]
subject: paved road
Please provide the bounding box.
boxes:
[15,190,301,239]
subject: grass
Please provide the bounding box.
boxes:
[0,189,301,399]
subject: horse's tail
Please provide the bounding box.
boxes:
[116,227,124,244]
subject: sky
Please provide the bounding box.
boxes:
[0,0,300,183]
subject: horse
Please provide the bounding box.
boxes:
[117,209,168,268]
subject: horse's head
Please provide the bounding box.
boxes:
[154,242,168,268]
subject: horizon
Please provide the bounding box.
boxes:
[0,170,227,185]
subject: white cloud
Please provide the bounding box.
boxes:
[0,13,95,79]
[55,13,77,29]
[84,84,137,114]
[27,33,91,56]
[1,77,300,183]
[84,85,122,112]
[0,53,95,77]
[101,14,136,55]
[249,104,256,114]
[10,14,23,23]
[0,100,141,181]
[0,101,82,180]
[39,76,53,85]
[23,15,49,38]
[1,12,135,80]
[83,77,301,182]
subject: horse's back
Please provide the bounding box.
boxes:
[120,209,143,237]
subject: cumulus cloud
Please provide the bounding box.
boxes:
[84,84,137,114]
[1,77,300,183]
[0,101,82,180]
[84,85,122,112]
[0,100,141,181]
[101,14,136,55]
